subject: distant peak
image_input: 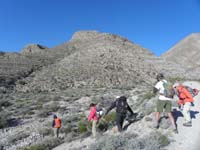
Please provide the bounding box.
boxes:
[71,30,102,41]
[189,33,200,36]
[21,44,48,54]
[186,33,200,39]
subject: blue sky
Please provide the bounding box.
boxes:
[0,0,200,56]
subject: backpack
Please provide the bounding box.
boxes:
[184,86,199,97]
[116,96,128,114]
[162,81,175,98]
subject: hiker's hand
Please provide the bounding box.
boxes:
[178,104,183,110]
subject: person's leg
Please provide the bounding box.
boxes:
[155,100,163,128]
[165,100,176,129]
[57,128,60,138]
[155,112,160,126]
[165,100,178,133]
[183,102,192,126]
[53,128,57,137]
[92,120,97,137]
[120,114,126,131]
[167,112,176,129]
[116,113,123,132]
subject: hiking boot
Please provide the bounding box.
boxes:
[173,128,178,134]
[183,122,192,127]
[153,123,159,129]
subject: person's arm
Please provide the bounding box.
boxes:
[127,104,134,115]
[153,87,158,94]
[52,120,55,127]
[153,81,160,94]
[105,101,116,115]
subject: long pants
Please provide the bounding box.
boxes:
[183,102,191,123]
[92,120,97,138]
[54,127,60,138]
[116,113,126,132]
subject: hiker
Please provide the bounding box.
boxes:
[153,73,177,133]
[52,114,62,138]
[173,83,194,127]
[88,103,98,138]
[104,96,135,132]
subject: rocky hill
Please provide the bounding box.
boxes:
[15,31,162,93]
[0,44,51,90]
[1,31,199,150]
[162,33,200,79]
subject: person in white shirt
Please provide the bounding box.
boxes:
[153,73,177,133]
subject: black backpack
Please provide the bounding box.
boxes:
[116,96,128,114]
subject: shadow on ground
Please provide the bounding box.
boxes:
[172,108,199,126]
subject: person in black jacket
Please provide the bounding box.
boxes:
[105,96,135,132]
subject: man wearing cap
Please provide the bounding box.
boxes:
[153,73,177,133]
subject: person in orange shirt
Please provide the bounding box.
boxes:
[173,83,194,127]
[52,114,62,138]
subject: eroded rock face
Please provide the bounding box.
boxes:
[21,44,48,54]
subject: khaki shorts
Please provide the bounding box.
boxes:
[156,100,172,112]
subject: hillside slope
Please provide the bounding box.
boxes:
[16,31,162,92]
[161,33,200,78]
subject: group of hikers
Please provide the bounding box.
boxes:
[154,73,198,132]
[52,73,199,138]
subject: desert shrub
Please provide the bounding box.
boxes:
[39,128,54,136]
[8,131,30,143]
[103,112,116,123]
[0,111,11,129]
[89,133,138,150]
[142,91,156,100]
[21,137,63,150]
[0,116,8,129]
[60,125,72,135]
[22,144,47,150]
[89,131,169,150]
[78,119,88,134]
[167,76,186,83]
[46,102,60,112]
[37,102,59,118]
[35,101,43,110]
[0,100,12,107]
[157,132,170,147]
